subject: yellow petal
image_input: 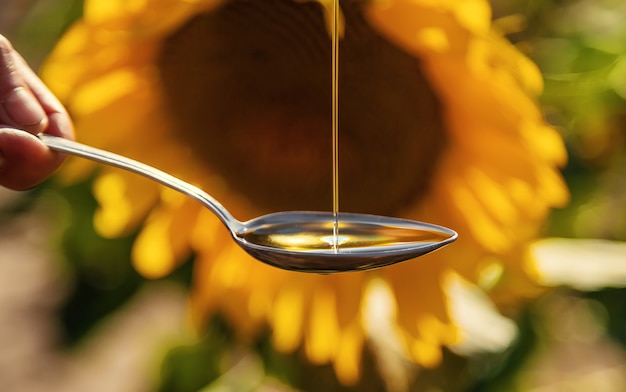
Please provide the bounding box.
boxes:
[132,212,177,279]
[333,323,363,385]
[271,286,305,353]
[306,287,341,364]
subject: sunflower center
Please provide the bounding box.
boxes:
[157,0,446,216]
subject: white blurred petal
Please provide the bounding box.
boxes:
[445,273,517,355]
[362,277,414,392]
[531,238,626,291]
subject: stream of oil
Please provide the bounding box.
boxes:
[331,0,340,252]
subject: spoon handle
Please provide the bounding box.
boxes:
[38,133,240,231]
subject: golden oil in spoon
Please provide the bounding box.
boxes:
[240,220,452,252]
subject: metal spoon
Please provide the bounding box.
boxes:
[39,133,457,273]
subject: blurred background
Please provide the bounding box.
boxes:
[0,0,625,391]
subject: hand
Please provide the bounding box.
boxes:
[0,34,74,190]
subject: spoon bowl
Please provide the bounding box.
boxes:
[39,133,457,273]
[237,211,456,273]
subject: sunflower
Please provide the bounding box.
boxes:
[42,0,568,384]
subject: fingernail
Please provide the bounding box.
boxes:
[4,87,46,129]
[0,151,5,171]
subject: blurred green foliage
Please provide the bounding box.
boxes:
[6,0,83,68]
[55,177,145,344]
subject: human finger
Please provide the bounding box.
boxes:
[0,34,74,190]
[0,35,48,134]
[0,128,65,190]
